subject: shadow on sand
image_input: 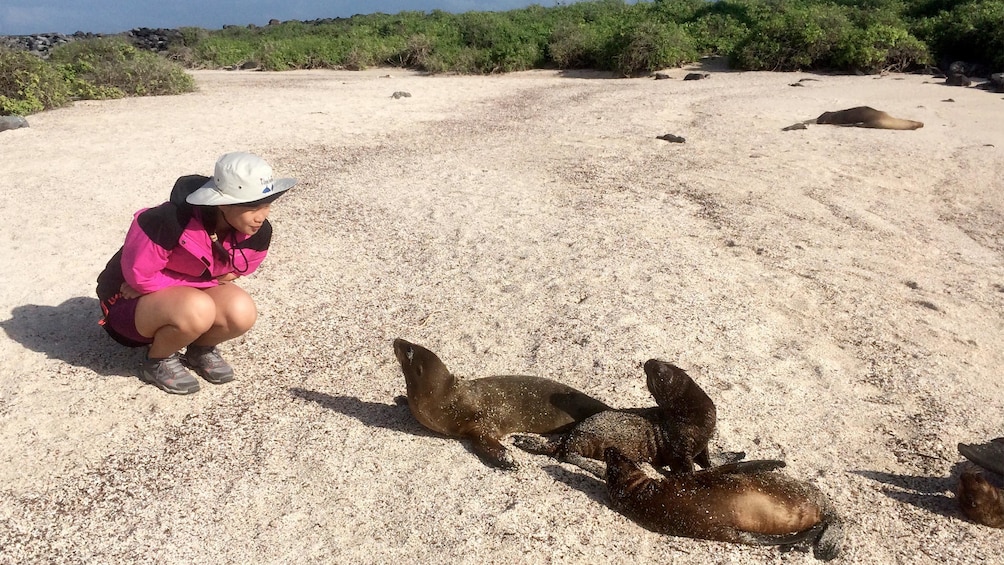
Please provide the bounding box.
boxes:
[0,296,138,377]
[852,461,979,520]
[288,388,433,436]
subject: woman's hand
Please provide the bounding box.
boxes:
[119,282,142,299]
[217,273,240,284]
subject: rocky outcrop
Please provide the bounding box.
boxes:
[0,27,186,58]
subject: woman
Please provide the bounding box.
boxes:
[97,152,296,394]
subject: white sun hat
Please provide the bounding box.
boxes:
[186,152,297,206]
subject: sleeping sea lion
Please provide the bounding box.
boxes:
[601,447,843,560]
[514,359,717,473]
[958,470,1004,528]
[393,338,612,469]
[958,438,1004,476]
[815,106,923,130]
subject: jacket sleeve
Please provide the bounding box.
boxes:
[120,207,186,293]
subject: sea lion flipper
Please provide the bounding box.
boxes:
[737,523,823,548]
[959,441,1004,476]
[470,436,518,470]
[813,519,844,561]
[511,434,558,456]
[712,459,786,475]
[564,453,606,479]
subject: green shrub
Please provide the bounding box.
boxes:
[49,37,194,96]
[912,0,1004,69]
[731,2,854,71]
[831,24,930,72]
[548,22,605,68]
[685,12,751,56]
[0,49,73,115]
[612,20,697,76]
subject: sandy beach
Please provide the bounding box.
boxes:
[1,64,1003,564]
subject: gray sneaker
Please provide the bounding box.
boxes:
[138,352,200,394]
[182,345,235,384]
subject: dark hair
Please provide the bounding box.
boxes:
[198,207,232,265]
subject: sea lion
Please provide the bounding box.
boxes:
[601,447,843,560]
[393,338,612,469]
[958,470,1004,528]
[815,106,923,130]
[959,438,1004,476]
[514,359,717,473]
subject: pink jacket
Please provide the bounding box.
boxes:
[97,203,271,301]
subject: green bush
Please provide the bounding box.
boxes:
[612,20,697,76]
[831,24,930,72]
[49,37,194,96]
[685,12,751,56]
[912,0,1004,70]
[0,49,73,115]
[731,2,854,71]
[548,22,606,68]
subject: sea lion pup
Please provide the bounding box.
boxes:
[514,359,716,473]
[601,448,843,560]
[958,470,1004,528]
[958,438,1004,476]
[815,106,923,130]
[392,338,612,470]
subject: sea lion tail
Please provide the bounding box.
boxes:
[813,515,844,561]
[959,440,1004,475]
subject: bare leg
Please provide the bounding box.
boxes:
[135,286,216,358]
[190,283,257,347]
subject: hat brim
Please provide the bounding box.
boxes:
[186,177,297,206]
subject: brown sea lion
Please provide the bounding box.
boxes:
[958,470,1004,528]
[514,359,717,473]
[815,106,923,130]
[601,447,843,560]
[392,338,612,469]
[959,438,1004,476]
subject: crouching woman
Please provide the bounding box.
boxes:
[96,152,296,394]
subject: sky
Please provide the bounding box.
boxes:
[0,1,638,36]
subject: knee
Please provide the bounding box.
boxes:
[225,292,258,333]
[175,292,217,336]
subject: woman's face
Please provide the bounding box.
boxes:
[220,203,271,235]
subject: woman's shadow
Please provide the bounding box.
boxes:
[0,296,138,376]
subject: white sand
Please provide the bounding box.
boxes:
[1,65,1002,564]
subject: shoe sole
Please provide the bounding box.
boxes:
[181,358,235,385]
[138,374,200,395]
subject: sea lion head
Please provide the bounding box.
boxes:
[643,359,694,406]
[958,470,1004,527]
[393,338,457,401]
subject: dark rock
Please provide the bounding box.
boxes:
[683,73,709,81]
[946,74,972,87]
[656,133,685,143]
[0,116,29,132]
[990,73,1004,93]
[391,91,412,99]
[653,72,671,80]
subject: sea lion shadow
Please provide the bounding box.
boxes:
[540,463,609,505]
[287,388,433,436]
[852,465,969,519]
[0,297,137,377]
